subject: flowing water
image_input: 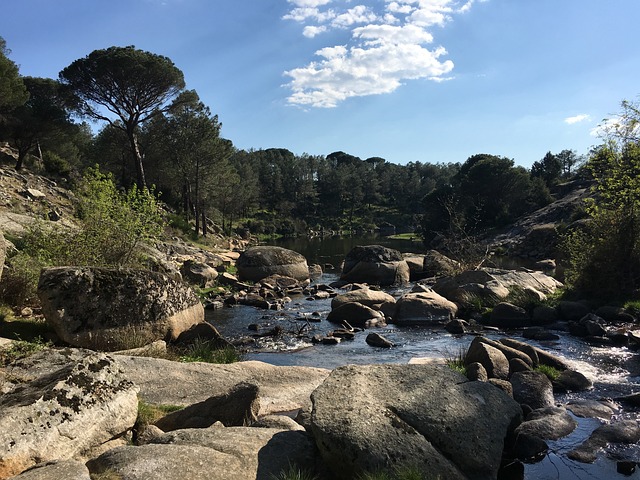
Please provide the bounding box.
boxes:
[205,236,640,479]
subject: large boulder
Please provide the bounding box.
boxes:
[89,424,318,480]
[179,259,219,287]
[310,364,522,480]
[112,356,330,416]
[236,246,309,282]
[331,288,395,310]
[393,290,458,325]
[510,371,555,410]
[326,302,386,328]
[37,267,204,351]
[0,350,138,479]
[422,249,460,277]
[340,245,410,286]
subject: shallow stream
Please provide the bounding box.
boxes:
[207,237,640,478]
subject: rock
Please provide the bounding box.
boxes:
[393,290,458,325]
[308,263,323,279]
[404,254,427,281]
[510,357,532,375]
[217,272,239,287]
[568,420,640,463]
[331,288,395,310]
[488,302,530,328]
[236,246,309,282]
[488,378,513,396]
[113,356,330,416]
[466,362,488,382]
[327,302,386,328]
[365,332,394,348]
[465,337,510,380]
[554,369,593,393]
[476,337,534,368]
[174,322,233,350]
[422,249,460,277]
[512,433,548,462]
[135,424,164,445]
[155,382,260,431]
[310,364,522,480]
[532,305,559,325]
[24,188,45,200]
[180,259,219,287]
[252,415,305,432]
[113,340,168,357]
[0,351,138,479]
[534,259,556,270]
[510,371,555,410]
[500,338,571,370]
[596,305,635,323]
[340,245,410,286]
[148,425,317,479]
[515,406,577,440]
[38,267,204,351]
[580,313,607,336]
[8,460,91,480]
[87,442,243,480]
[0,231,5,281]
[523,327,560,341]
[558,301,591,321]
[566,399,618,420]
[445,318,466,334]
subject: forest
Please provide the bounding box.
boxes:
[0,42,587,244]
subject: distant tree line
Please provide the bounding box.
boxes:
[0,40,586,243]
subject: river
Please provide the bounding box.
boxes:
[205,235,640,479]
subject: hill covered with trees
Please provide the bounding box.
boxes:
[0,40,585,244]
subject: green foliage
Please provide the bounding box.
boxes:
[562,101,640,300]
[0,337,52,367]
[445,347,468,376]
[0,36,28,117]
[43,150,72,177]
[270,463,319,480]
[136,400,183,428]
[623,300,640,317]
[178,340,241,364]
[0,253,43,306]
[535,364,561,381]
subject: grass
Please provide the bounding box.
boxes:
[177,339,242,364]
[270,463,319,480]
[535,364,561,381]
[0,315,53,342]
[0,336,52,366]
[444,346,467,376]
[387,233,420,241]
[136,400,183,427]
[624,299,640,317]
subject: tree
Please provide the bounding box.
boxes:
[563,98,640,299]
[531,151,562,187]
[0,77,73,170]
[59,46,185,189]
[0,37,28,120]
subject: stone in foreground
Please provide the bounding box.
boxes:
[38,267,204,351]
[310,364,522,480]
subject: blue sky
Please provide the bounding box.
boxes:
[2,0,639,167]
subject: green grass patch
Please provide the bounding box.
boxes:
[136,400,183,428]
[177,340,242,364]
[445,347,467,376]
[535,364,561,381]
[270,463,319,480]
[387,233,420,241]
[0,337,52,366]
[624,299,640,317]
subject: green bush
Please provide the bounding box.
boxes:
[43,151,72,177]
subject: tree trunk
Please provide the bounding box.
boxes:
[201,205,207,237]
[127,128,147,190]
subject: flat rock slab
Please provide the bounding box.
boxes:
[8,460,90,480]
[310,364,522,480]
[114,356,330,415]
[0,351,138,479]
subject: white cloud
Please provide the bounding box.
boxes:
[287,0,332,7]
[565,114,591,125]
[332,5,379,27]
[283,0,484,107]
[303,25,328,37]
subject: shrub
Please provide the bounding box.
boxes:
[177,340,241,364]
[0,337,52,367]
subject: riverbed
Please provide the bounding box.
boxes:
[206,237,640,479]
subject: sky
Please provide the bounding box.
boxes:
[2,0,640,168]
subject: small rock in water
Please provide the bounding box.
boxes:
[618,461,637,476]
[366,332,394,348]
[321,336,341,345]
